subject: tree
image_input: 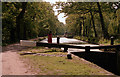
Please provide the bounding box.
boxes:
[56,2,119,39]
[16,2,27,40]
[97,2,109,39]
[2,2,63,45]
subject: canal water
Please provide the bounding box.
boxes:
[41,37,86,44]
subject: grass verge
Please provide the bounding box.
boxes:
[22,55,112,75]
[20,47,112,75]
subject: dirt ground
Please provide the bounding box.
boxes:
[2,43,34,75]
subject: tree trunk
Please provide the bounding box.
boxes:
[118,24,120,34]
[10,28,15,43]
[16,2,27,41]
[23,24,27,39]
[87,19,91,37]
[79,22,82,36]
[85,25,88,37]
[90,11,97,37]
[83,18,85,36]
[97,2,109,39]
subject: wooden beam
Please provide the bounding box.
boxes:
[36,42,120,49]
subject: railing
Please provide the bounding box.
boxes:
[36,42,120,52]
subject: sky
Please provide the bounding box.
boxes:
[44,0,67,4]
[44,0,67,24]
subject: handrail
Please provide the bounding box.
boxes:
[90,45,120,49]
[36,42,120,49]
[36,42,85,49]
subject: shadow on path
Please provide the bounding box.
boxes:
[72,51,118,75]
[2,43,32,52]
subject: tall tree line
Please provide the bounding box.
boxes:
[2,2,65,45]
[56,2,120,39]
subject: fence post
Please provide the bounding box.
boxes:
[67,51,72,59]
[64,47,68,52]
[116,47,120,75]
[111,36,114,45]
[57,37,60,44]
[85,46,90,52]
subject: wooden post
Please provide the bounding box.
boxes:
[116,47,120,75]
[67,54,72,59]
[111,36,114,45]
[67,51,72,59]
[64,47,68,52]
[85,46,90,52]
[57,37,60,44]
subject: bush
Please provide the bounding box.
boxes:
[74,36,119,45]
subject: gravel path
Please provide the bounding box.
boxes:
[2,44,34,75]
